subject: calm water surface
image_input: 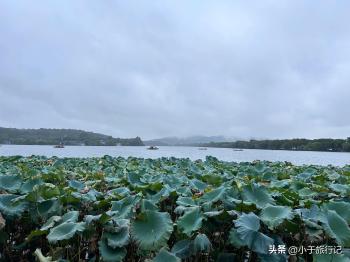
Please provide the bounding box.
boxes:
[0,145,349,166]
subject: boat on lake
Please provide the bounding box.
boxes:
[198,147,207,150]
[147,146,159,150]
[54,144,65,148]
[233,148,243,151]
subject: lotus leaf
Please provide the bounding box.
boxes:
[152,248,181,262]
[130,210,173,250]
[98,239,126,262]
[234,212,274,254]
[47,222,86,243]
[260,205,293,229]
[177,207,203,236]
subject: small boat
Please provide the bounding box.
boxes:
[147,146,159,150]
[198,147,207,150]
[233,148,243,151]
[54,144,65,148]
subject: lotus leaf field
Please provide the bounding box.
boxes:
[0,156,350,261]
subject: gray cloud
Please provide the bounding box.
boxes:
[1,0,350,139]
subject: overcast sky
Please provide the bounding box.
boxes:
[0,1,349,140]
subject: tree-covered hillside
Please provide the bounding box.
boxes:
[202,138,350,152]
[0,127,144,146]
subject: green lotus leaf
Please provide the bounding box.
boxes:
[202,174,222,186]
[297,171,313,181]
[176,187,192,196]
[0,175,22,192]
[47,222,86,243]
[36,183,61,199]
[278,190,300,206]
[37,199,61,219]
[20,178,44,194]
[193,233,212,253]
[163,175,183,188]
[0,194,27,218]
[100,213,113,224]
[298,188,317,198]
[104,220,130,248]
[94,187,108,199]
[68,180,85,190]
[296,205,321,221]
[147,181,163,191]
[40,215,62,231]
[171,239,192,259]
[98,238,126,262]
[104,230,130,249]
[200,186,226,203]
[147,187,171,203]
[322,210,350,246]
[72,189,101,202]
[152,247,181,262]
[326,171,341,181]
[127,172,146,187]
[289,179,307,191]
[176,197,197,207]
[270,180,290,189]
[111,195,140,219]
[323,201,350,223]
[260,205,293,229]
[204,210,223,217]
[189,179,208,191]
[130,210,173,250]
[174,205,189,215]
[234,212,274,254]
[61,211,79,223]
[228,229,244,248]
[177,207,203,236]
[141,199,158,212]
[329,184,349,195]
[108,187,130,197]
[242,184,275,209]
[84,214,102,224]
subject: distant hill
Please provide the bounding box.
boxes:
[0,127,144,146]
[201,138,350,152]
[144,136,232,146]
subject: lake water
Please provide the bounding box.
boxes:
[0,145,349,166]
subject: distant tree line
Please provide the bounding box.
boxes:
[0,127,144,146]
[201,138,350,152]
